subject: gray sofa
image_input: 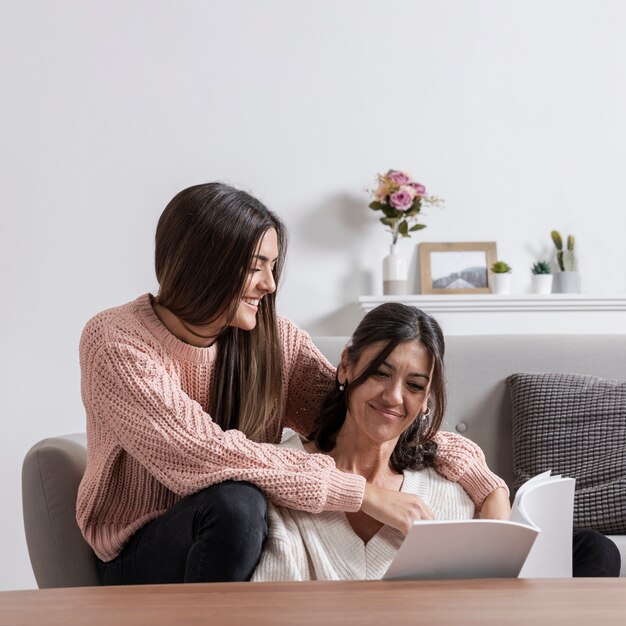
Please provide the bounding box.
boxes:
[22,334,626,587]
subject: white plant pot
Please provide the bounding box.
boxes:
[491,273,512,295]
[531,274,553,295]
[383,244,408,295]
[553,271,581,294]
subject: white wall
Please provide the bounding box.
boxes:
[1,0,625,590]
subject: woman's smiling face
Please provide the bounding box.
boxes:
[230,227,279,331]
[340,339,433,446]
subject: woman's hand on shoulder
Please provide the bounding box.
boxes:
[360,483,434,535]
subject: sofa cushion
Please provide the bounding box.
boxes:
[508,372,626,534]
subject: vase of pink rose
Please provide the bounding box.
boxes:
[370,169,443,295]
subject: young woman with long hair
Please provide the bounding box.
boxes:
[77,183,508,585]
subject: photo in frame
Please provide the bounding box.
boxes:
[419,242,497,294]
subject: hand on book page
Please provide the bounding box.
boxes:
[510,471,576,578]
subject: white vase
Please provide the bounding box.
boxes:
[491,273,512,295]
[553,271,581,294]
[383,244,408,295]
[531,274,553,295]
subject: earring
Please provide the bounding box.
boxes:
[339,383,345,392]
[420,406,431,421]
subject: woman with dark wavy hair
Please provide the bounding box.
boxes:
[311,302,447,473]
[252,303,477,580]
[77,183,508,586]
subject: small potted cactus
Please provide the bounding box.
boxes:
[490,261,512,295]
[530,260,553,295]
[551,230,580,293]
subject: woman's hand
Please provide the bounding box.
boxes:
[360,482,434,535]
[479,487,511,520]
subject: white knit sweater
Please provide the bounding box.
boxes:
[252,434,475,581]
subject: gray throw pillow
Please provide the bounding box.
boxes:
[508,372,626,534]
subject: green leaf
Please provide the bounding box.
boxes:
[369,201,383,211]
[409,223,427,231]
[380,217,396,227]
[398,220,409,237]
[405,202,421,217]
[381,205,397,218]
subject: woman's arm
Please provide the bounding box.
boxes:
[279,318,336,436]
[432,431,510,508]
[479,487,511,520]
[87,334,365,515]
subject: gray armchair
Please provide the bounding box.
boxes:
[21,434,100,588]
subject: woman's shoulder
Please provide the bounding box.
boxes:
[402,466,475,517]
[277,314,307,339]
[82,294,146,335]
[401,466,465,497]
[400,466,434,497]
[432,431,485,462]
[277,315,314,354]
[80,294,157,359]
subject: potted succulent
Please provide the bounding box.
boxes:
[490,261,512,295]
[551,231,581,293]
[530,260,553,295]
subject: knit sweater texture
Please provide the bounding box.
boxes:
[252,433,476,581]
[77,294,506,562]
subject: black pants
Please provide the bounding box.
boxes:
[97,481,268,585]
[573,529,621,577]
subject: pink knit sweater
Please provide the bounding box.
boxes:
[77,294,506,562]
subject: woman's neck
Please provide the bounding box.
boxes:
[151,300,221,348]
[305,425,401,487]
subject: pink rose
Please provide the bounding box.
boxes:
[389,190,413,211]
[400,184,417,199]
[387,170,410,185]
[408,182,426,196]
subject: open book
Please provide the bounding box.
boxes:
[383,471,575,580]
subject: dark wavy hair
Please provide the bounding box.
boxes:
[310,303,446,471]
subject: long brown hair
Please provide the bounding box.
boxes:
[155,183,287,441]
[311,303,446,471]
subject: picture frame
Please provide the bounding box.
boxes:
[419,242,497,294]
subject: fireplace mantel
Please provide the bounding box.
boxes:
[357,294,626,334]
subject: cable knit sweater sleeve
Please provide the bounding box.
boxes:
[432,431,509,507]
[279,317,336,437]
[88,332,365,514]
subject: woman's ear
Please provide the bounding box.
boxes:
[337,348,350,385]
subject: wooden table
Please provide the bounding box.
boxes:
[1,578,625,625]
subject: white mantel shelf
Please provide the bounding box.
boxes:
[358,294,626,313]
[357,294,626,335]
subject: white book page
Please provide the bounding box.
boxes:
[510,472,576,578]
[383,519,538,580]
